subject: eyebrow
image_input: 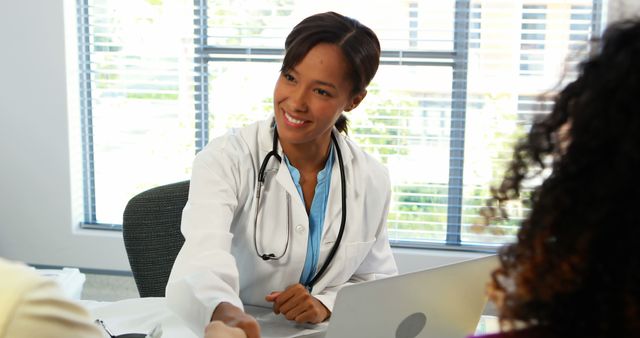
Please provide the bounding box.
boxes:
[288,69,338,90]
[313,80,338,90]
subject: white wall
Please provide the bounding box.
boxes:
[0,0,129,271]
[0,0,492,273]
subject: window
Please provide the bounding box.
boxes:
[77,0,605,249]
[77,0,198,227]
[569,5,596,48]
[469,3,482,49]
[520,4,547,76]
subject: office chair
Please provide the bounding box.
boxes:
[122,180,189,297]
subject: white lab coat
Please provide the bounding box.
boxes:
[166,117,398,336]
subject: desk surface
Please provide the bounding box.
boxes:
[82,297,498,338]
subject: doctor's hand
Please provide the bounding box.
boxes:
[205,321,248,338]
[265,283,331,324]
[211,302,260,338]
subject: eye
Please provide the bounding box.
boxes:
[282,72,295,82]
[314,88,332,97]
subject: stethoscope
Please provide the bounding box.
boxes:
[253,127,347,292]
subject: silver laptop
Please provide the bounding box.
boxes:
[319,254,498,338]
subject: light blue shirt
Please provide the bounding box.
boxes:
[284,144,335,287]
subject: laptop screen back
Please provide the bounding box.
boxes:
[324,255,498,338]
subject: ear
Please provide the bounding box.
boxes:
[344,90,367,112]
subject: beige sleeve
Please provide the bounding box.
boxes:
[3,277,103,338]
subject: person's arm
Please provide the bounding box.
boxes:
[166,137,253,336]
[2,269,102,338]
[265,284,330,324]
[265,217,397,323]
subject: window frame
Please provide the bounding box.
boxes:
[76,0,605,251]
[191,0,472,250]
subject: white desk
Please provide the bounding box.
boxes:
[82,298,498,338]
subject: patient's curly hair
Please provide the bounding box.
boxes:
[485,19,640,337]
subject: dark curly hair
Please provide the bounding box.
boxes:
[484,19,640,337]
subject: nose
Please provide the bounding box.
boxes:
[287,86,308,112]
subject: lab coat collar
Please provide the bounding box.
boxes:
[255,118,301,210]
[258,116,277,154]
[257,116,354,164]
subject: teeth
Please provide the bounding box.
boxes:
[285,112,304,125]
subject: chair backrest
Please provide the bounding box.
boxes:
[122,181,189,297]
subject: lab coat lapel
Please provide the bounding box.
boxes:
[322,130,354,244]
[258,116,276,154]
[274,160,305,210]
[257,116,305,214]
[258,117,304,210]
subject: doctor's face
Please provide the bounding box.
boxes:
[273,43,364,148]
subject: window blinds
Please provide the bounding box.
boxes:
[77,0,199,225]
[78,0,604,249]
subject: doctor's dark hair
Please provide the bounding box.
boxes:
[281,11,381,134]
[482,19,640,338]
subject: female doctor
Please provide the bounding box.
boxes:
[166,12,398,338]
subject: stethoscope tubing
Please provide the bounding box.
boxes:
[306,132,346,291]
[253,127,346,292]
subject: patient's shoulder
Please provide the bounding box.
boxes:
[0,258,103,338]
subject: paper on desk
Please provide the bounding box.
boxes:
[83,298,197,338]
[247,306,328,338]
[84,299,326,338]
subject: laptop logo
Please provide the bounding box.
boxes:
[395,312,427,338]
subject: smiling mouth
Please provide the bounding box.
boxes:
[284,111,306,126]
